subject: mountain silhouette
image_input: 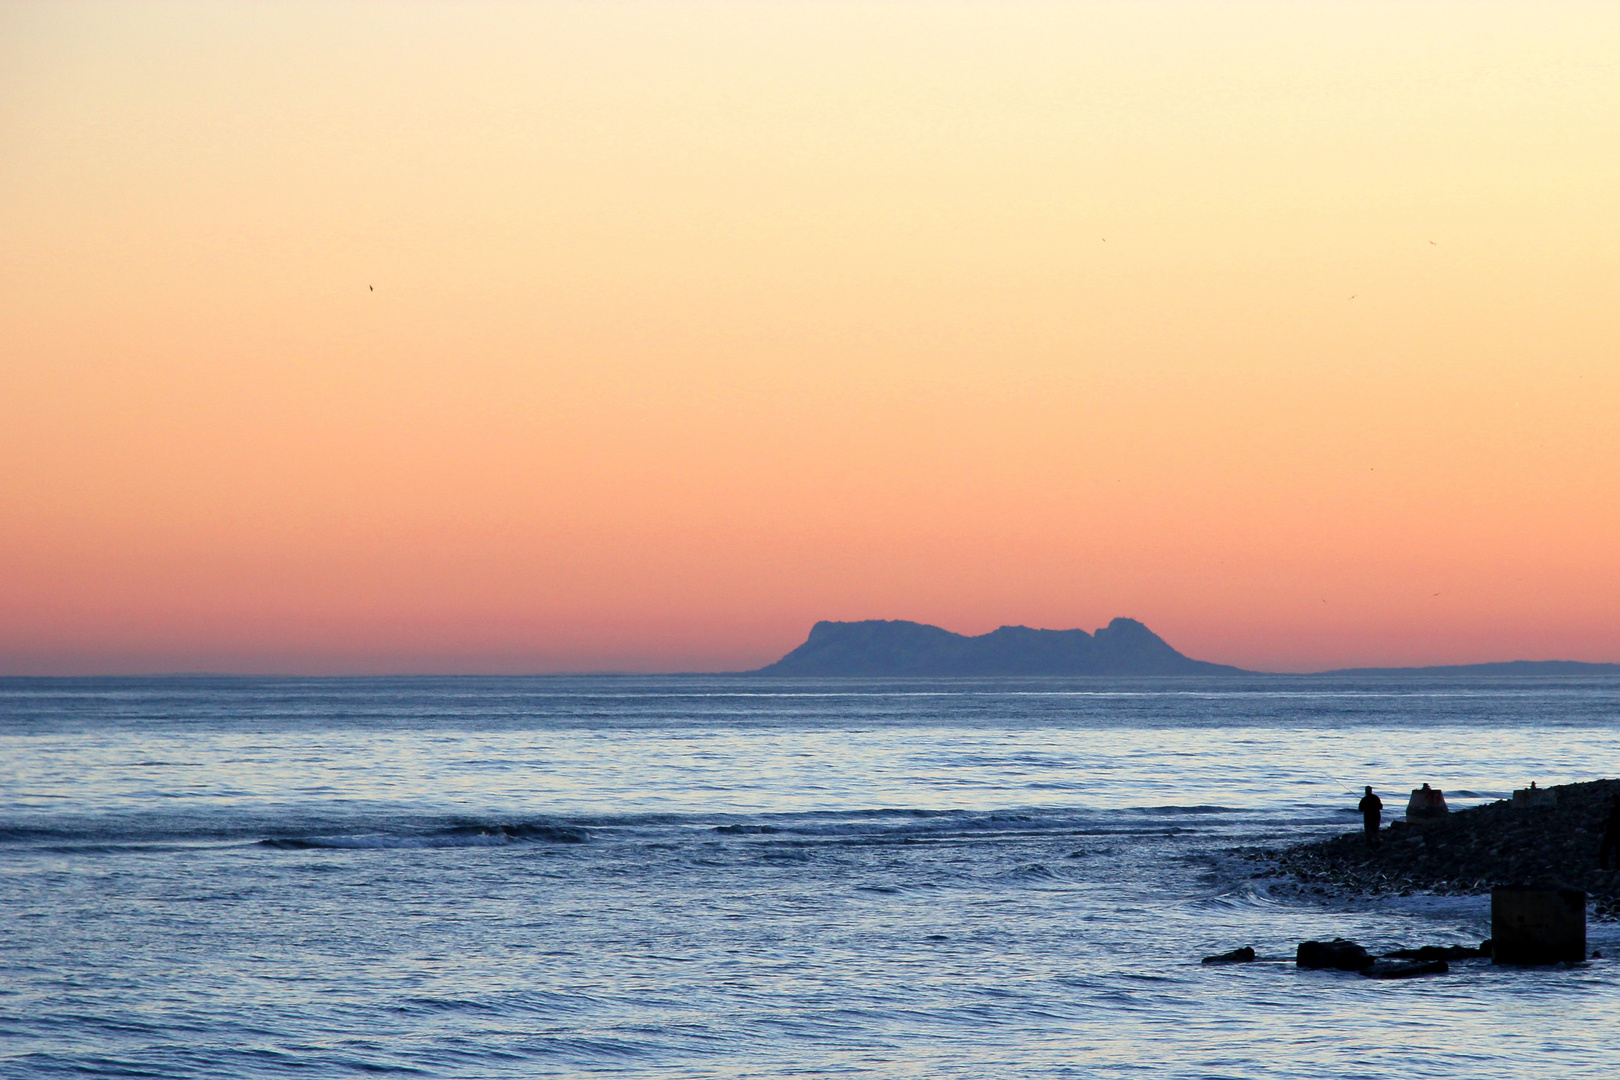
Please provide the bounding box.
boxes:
[751,618,1247,676]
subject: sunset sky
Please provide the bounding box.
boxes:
[3,2,1618,674]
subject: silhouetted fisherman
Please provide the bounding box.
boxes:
[1600,797,1620,870]
[1359,786,1383,847]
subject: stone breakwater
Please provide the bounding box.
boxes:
[1250,778,1620,920]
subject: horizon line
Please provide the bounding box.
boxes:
[5,659,1620,680]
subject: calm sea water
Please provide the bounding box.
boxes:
[3,675,1619,1079]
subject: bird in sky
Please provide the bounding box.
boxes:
[369,285,374,291]
[1429,240,1437,245]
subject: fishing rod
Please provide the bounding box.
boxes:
[1323,773,1370,798]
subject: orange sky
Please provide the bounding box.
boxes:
[3,2,1618,674]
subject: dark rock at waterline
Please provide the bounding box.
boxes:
[1256,778,1620,918]
[1361,958,1449,979]
[1383,943,1487,961]
[1297,938,1374,971]
[1201,946,1256,964]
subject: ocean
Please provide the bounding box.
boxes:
[3,674,1618,1078]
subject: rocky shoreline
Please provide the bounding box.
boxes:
[1248,778,1620,920]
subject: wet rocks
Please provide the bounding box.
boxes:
[1201,946,1256,964]
[1256,778,1620,918]
[1297,938,1374,971]
[1204,939,1480,978]
[1383,943,1487,961]
[1296,939,1468,977]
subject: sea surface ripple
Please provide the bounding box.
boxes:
[3,674,1619,1078]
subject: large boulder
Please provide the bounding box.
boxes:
[1296,938,1374,971]
[1201,946,1256,964]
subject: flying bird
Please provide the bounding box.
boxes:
[1429,241,1437,245]
[369,285,374,291]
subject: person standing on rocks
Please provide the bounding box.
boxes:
[1600,796,1620,870]
[1359,786,1383,848]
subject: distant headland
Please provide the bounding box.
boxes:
[750,618,1246,676]
[1317,660,1620,676]
[746,619,1620,677]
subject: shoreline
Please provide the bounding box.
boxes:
[1247,778,1620,919]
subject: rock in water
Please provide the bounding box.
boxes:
[1382,944,1486,961]
[1361,958,1449,979]
[1201,946,1256,964]
[1492,886,1587,964]
[1296,938,1374,971]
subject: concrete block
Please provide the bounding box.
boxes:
[1491,886,1586,965]
[1405,784,1449,823]
[1511,785,1557,809]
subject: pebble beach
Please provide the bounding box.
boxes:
[1256,778,1620,919]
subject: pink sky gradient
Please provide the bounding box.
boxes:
[4,2,1618,674]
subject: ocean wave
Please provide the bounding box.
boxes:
[259,823,589,849]
[1124,804,1238,815]
[0,802,1264,854]
[1193,882,1287,910]
[394,989,598,1017]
